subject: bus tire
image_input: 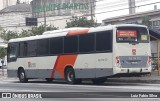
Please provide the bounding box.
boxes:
[65,68,76,84]
[92,78,106,84]
[45,78,53,82]
[65,68,82,84]
[18,69,28,83]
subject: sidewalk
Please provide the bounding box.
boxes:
[0,69,8,80]
[108,70,160,83]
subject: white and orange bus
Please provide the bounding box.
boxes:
[7,24,151,84]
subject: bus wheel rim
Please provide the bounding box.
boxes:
[20,72,25,80]
[67,71,74,82]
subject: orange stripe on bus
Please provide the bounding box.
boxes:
[51,55,77,78]
[51,56,61,78]
[67,29,89,36]
[51,29,89,78]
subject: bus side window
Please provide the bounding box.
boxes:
[19,42,26,57]
[50,37,63,55]
[27,41,36,56]
[96,31,112,52]
[79,34,95,53]
[7,43,18,62]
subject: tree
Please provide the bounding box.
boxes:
[30,25,58,36]
[0,30,18,41]
[0,48,6,59]
[16,0,20,4]
[66,16,98,28]
[0,24,58,41]
[18,29,31,38]
[141,16,152,28]
[0,25,58,59]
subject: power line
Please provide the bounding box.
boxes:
[96,0,152,9]
[96,0,150,8]
[0,0,151,23]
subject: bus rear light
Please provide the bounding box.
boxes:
[148,56,151,63]
[116,56,120,64]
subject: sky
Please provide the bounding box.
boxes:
[20,0,160,23]
[95,0,160,22]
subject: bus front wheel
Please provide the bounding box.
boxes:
[18,69,28,83]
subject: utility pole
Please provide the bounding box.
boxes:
[42,0,47,31]
[128,0,135,14]
[90,0,94,20]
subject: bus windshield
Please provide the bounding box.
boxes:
[116,27,149,43]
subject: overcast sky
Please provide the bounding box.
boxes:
[20,0,160,23]
[96,0,160,22]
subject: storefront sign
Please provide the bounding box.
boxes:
[35,3,89,13]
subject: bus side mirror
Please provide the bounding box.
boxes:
[7,57,17,62]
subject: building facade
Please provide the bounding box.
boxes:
[0,0,17,10]
[0,3,32,32]
[31,0,95,28]
[102,10,160,31]
[0,0,96,31]
[31,0,95,18]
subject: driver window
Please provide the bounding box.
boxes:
[8,43,18,62]
[9,46,17,58]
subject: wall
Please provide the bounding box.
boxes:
[0,0,17,10]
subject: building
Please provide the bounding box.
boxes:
[0,0,17,10]
[0,0,95,31]
[31,0,95,18]
[102,9,160,31]
[31,0,95,29]
[0,3,32,32]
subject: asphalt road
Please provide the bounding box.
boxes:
[0,78,159,101]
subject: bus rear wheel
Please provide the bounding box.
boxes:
[18,69,28,83]
[65,68,82,84]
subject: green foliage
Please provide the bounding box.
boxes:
[18,29,31,38]
[16,0,20,4]
[0,24,58,41]
[0,48,6,59]
[141,16,151,28]
[0,25,58,59]
[0,30,18,41]
[30,25,58,36]
[66,16,98,28]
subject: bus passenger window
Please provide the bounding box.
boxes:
[50,37,63,55]
[64,36,78,54]
[27,41,37,56]
[37,39,49,56]
[79,34,95,53]
[96,31,112,52]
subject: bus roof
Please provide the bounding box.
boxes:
[8,24,147,43]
